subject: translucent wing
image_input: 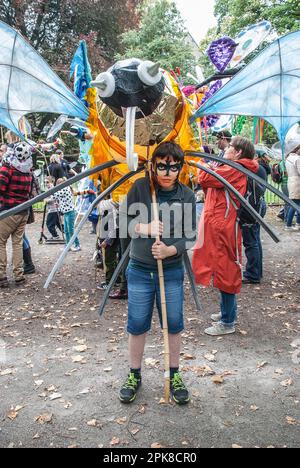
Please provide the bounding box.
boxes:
[230,20,272,68]
[0,21,88,137]
[192,31,300,149]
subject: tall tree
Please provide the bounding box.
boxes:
[0,0,142,78]
[214,0,300,37]
[0,0,142,138]
[117,0,197,76]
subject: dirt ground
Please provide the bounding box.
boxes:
[0,208,299,449]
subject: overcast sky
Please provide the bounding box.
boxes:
[174,0,217,43]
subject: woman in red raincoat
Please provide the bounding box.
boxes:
[192,137,259,336]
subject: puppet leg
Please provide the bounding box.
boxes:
[44,166,144,289]
[0,160,119,221]
[188,161,280,243]
[186,152,300,217]
[183,251,203,313]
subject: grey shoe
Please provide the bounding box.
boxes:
[211,313,222,322]
[204,323,235,336]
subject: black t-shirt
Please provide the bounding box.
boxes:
[48,163,65,184]
[61,159,71,178]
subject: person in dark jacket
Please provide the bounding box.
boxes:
[118,141,196,405]
[0,142,33,287]
[242,153,269,284]
[48,154,65,185]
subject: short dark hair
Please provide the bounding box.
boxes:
[152,141,184,165]
[213,130,232,140]
[231,137,255,160]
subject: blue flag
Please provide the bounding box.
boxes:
[70,40,92,107]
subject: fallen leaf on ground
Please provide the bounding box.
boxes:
[280,379,293,387]
[250,405,259,412]
[47,385,56,392]
[7,410,18,420]
[232,444,243,448]
[49,392,62,401]
[87,419,101,427]
[151,442,165,448]
[115,417,127,425]
[0,369,15,376]
[256,361,268,370]
[212,375,224,384]
[130,428,140,435]
[182,354,196,361]
[71,355,86,364]
[145,358,160,367]
[204,353,216,363]
[34,380,44,387]
[73,345,88,353]
[35,413,53,424]
[286,416,297,425]
[110,437,120,446]
[7,405,24,420]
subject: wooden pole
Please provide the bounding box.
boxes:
[148,165,170,403]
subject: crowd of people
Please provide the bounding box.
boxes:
[0,129,300,406]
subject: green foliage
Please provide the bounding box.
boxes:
[0,0,142,141]
[214,0,300,37]
[117,0,196,76]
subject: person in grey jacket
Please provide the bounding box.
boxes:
[285,146,300,230]
[118,141,196,405]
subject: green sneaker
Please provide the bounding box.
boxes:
[119,372,141,404]
[170,372,190,405]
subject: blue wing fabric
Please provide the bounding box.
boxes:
[0,21,89,137]
[192,30,300,149]
[70,40,92,106]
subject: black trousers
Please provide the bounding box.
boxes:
[46,212,62,237]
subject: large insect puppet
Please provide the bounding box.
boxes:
[0,20,299,308]
[91,57,166,172]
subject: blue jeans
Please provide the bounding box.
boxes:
[126,263,184,335]
[220,291,237,327]
[242,200,266,282]
[286,199,300,227]
[23,234,30,251]
[64,211,80,247]
[242,224,262,281]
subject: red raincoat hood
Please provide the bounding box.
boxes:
[236,158,259,173]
